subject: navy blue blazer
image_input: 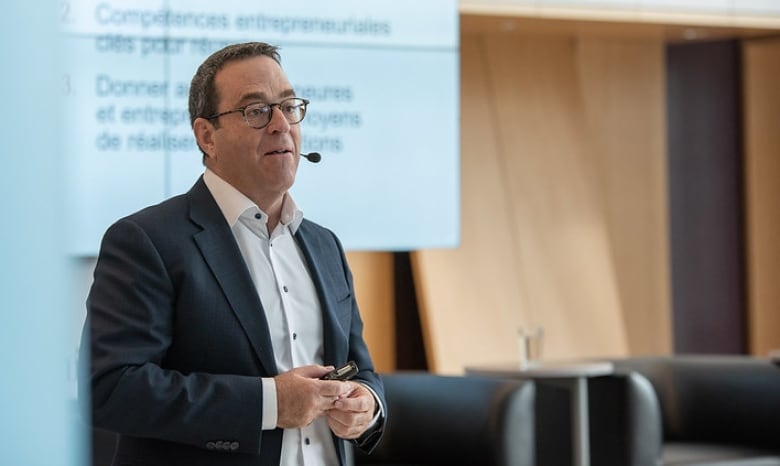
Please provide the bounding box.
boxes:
[81,177,385,466]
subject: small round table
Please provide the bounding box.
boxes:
[465,360,614,466]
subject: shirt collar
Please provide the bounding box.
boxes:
[202,169,304,233]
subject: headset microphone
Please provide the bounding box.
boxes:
[300,152,322,163]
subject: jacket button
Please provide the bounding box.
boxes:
[230,441,239,451]
[206,441,216,450]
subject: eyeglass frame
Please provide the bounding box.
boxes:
[205,97,310,129]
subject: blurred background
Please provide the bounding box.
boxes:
[3,1,780,465]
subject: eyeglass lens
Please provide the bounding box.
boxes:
[244,98,307,128]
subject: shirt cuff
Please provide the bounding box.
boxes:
[261,377,278,430]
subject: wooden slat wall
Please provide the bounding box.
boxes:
[743,37,780,356]
[411,29,671,374]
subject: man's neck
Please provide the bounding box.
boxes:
[255,193,285,233]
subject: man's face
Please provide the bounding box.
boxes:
[199,55,302,203]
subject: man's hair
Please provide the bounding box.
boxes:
[189,42,282,160]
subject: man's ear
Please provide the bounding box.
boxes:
[193,117,216,159]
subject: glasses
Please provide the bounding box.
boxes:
[206,97,309,129]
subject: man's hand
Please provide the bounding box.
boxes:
[274,365,352,429]
[326,382,377,439]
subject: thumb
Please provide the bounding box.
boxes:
[295,364,334,379]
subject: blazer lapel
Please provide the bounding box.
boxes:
[295,222,349,365]
[187,178,278,376]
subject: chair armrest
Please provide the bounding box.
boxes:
[354,372,535,466]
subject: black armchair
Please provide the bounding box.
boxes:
[612,355,780,466]
[353,372,536,466]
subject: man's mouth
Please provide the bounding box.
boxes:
[265,148,291,156]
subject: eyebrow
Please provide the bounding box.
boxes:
[237,89,296,106]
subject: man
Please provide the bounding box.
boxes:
[80,42,386,466]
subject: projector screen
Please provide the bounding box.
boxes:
[60,0,460,255]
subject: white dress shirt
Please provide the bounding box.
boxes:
[203,169,339,466]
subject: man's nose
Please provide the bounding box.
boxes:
[266,105,291,132]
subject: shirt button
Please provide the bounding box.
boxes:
[304,437,311,445]
[254,213,262,219]
[292,332,297,340]
[283,285,288,292]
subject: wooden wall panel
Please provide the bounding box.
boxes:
[743,37,780,356]
[577,39,672,355]
[346,251,395,372]
[479,35,630,360]
[413,29,669,374]
[411,34,532,374]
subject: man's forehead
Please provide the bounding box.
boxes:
[216,55,285,82]
[215,56,294,103]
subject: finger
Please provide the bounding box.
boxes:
[295,364,334,379]
[327,416,350,439]
[328,410,362,434]
[327,409,349,427]
[318,380,354,398]
[334,392,371,412]
[328,412,369,439]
